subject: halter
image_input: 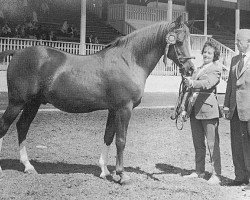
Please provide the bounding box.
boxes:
[164,30,194,130]
[164,31,194,72]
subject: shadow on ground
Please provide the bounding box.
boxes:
[155,163,233,186]
[1,160,233,186]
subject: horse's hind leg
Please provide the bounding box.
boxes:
[99,110,116,179]
[0,103,23,177]
[16,100,40,174]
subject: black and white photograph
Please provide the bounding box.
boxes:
[0,0,250,199]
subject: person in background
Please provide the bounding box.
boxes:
[183,41,222,185]
[87,34,93,43]
[94,36,99,44]
[14,24,21,38]
[1,23,11,37]
[49,31,57,41]
[223,29,250,189]
[61,20,69,35]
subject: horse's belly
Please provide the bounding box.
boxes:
[45,84,109,113]
[44,67,145,112]
[47,94,109,113]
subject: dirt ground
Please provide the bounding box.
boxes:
[0,107,250,200]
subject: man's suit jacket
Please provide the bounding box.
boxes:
[224,54,250,121]
[191,62,222,119]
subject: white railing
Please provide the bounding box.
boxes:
[208,37,235,70]
[108,4,125,21]
[0,37,105,70]
[97,3,188,23]
[190,34,211,50]
[124,22,136,35]
[126,4,188,22]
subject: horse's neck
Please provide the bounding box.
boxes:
[131,39,165,76]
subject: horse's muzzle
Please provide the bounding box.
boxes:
[178,56,195,66]
[182,56,195,59]
[180,56,195,62]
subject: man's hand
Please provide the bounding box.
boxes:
[183,77,193,88]
[223,107,230,119]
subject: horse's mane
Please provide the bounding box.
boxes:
[105,21,172,50]
[103,21,191,63]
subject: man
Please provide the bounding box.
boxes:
[224,29,250,189]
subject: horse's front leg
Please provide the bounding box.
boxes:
[99,110,116,179]
[115,104,132,184]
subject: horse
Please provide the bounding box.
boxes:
[0,16,194,184]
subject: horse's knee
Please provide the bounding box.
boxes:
[16,119,28,131]
[104,133,115,146]
[16,122,28,144]
[116,137,126,150]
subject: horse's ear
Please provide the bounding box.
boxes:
[173,16,183,28]
[185,20,195,28]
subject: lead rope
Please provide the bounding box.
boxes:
[164,40,184,130]
[175,76,185,130]
[164,32,186,130]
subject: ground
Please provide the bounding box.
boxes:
[0,93,249,200]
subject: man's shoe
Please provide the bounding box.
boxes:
[207,175,221,185]
[227,179,249,186]
[183,172,205,179]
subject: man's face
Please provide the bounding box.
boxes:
[236,35,250,53]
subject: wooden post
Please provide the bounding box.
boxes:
[167,0,173,22]
[184,0,188,10]
[124,0,127,20]
[235,0,240,53]
[79,0,86,55]
[204,0,208,41]
[123,0,127,34]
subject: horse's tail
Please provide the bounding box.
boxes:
[0,50,16,63]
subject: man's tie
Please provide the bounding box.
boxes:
[238,54,246,75]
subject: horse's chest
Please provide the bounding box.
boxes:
[107,72,145,104]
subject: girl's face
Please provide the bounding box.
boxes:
[202,46,215,65]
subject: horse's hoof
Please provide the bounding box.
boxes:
[119,173,131,185]
[25,168,38,174]
[100,172,111,179]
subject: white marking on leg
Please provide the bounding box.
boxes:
[99,144,110,178]
[20,142,36,173]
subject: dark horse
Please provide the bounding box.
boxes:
[0,16,194,183]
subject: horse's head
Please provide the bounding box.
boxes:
[164,16,195,76]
